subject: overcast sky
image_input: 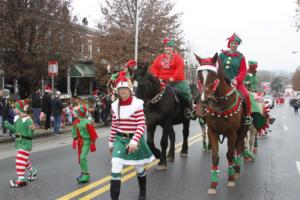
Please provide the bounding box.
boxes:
[72,0,300,72]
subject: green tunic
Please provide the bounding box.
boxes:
[244,73,258,92]
[219,50,243,81]
[4,116,34,151]
[72,118,92,173]
[110,71,132,81]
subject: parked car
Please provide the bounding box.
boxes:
[264,94,274,109]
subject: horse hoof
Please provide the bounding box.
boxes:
[156,165,167,171]
[227,181,236,188]
[180,153,188,158]
[167,157,175,162]
[207,188,217,195]
[234,173,240,180]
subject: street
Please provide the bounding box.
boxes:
[0,102,300,200]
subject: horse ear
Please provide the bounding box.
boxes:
[212,53,218,65]
[194,53,202,64]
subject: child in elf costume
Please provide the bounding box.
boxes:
[72,104,98,183]
[4,100,38,188]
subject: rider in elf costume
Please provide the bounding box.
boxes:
[150,38,194,119]
[4,100,38,188]
[109,74,155,200]
[244,60,258,92]
[219,33,252,125]
[108,60,137,101]
[72,104,98,183]
[109,60,137,82]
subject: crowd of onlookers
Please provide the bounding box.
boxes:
[0,86,112,139]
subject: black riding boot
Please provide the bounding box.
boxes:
[137,176,146,200]
[184,101,196,120]
[110,180,121,200]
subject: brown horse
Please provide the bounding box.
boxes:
[195,53,249,195]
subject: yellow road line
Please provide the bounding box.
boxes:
[79,137,201,200]
[57,133,201,200]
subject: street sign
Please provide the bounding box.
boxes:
[48,61,58,76]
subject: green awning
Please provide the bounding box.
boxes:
[70,62,96,77]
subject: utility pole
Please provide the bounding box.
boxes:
[134,0,145,63]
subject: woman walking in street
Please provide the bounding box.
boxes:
[109,74,155,200]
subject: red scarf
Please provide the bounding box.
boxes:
[120,96,133,105]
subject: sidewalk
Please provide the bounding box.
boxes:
[0,123,105,143]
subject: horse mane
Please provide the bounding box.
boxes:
[217,58,231,86]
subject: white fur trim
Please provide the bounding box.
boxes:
[111,97,144,119]
[116,81,133,92]
[197,65,218,73]
[112,156,156,166]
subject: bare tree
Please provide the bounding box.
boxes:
[0,0,79,97]
[291,66,300,91]
[96,0,184,66]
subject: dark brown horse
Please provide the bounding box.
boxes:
[195,53,248,195]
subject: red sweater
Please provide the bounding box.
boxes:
[150,52,185,81]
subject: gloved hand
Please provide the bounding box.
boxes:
[72,139,77,149]
[90,143,96,152]
[231,79,237,87]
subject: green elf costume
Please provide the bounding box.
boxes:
[4,100,38,188]
[150,37,194,119]
[244,60,258,92]
[109,75,155,200]
[72,104,98,183]
[219,33,252,125]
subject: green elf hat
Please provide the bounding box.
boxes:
[163,38,175,47]
[15,100,27,113]
[227,33,242,48]
[76,104,89,118]
[248,60,258,71]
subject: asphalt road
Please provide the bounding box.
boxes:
[0,101,299,200]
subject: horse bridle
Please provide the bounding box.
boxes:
[198,70,236,105]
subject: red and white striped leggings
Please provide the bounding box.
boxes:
[16,149,32,180]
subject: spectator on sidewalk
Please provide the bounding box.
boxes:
[0,89,3,133]
[31,89,42,127]
[51,91,64,135]
[7,103,16,138]
[1,92,10,134]
[42,86,52,130]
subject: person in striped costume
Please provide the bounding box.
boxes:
[72,104,98,183]
[109,75,155,200]
[4,100,37,188]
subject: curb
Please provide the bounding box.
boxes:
[0,124,105,144]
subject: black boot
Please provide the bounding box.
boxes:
[137,176,146,200]
[183,101,196,120]
[110,180,121,200]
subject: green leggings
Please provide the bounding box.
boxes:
[80,145,90,173]
[172,80,192,103]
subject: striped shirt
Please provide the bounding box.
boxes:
[109,108,146,147]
